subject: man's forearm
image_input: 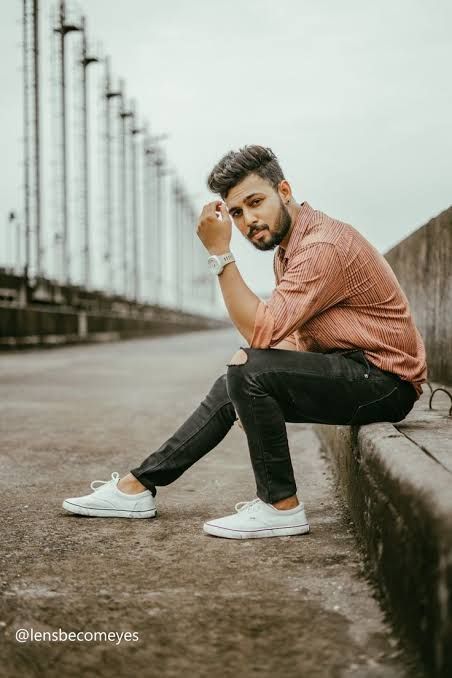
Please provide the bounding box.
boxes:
[217,262,260,345]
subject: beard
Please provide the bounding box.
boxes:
[248,198,292,251]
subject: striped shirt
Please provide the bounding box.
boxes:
[250,200,427,399]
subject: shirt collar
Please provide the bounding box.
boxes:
[277,201,315,262]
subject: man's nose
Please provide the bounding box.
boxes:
[243,208,258,232]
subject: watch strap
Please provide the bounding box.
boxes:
[217,252,235,266]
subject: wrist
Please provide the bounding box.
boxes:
[207,251,235,276]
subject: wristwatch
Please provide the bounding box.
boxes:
[207,251,235,275]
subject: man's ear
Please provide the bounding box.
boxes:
[278,179,292,203]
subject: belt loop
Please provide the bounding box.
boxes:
[360,350,371,379]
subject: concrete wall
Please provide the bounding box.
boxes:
[384,205,452,386]
[0,271,229,348]
[0,304,229,348]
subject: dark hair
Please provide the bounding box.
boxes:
[206,145,285,199]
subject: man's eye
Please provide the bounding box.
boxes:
[252,199,261,206]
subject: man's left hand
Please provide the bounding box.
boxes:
[196,201,232,254]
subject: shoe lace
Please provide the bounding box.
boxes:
[90,471,120,492]
[234,498,261,513]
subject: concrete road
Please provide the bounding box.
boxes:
[0,329,423,678]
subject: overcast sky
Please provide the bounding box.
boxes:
[1,0,451,314]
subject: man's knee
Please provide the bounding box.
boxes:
[227,348,248,366]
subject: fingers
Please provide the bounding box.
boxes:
[201,200,221,216]
[219,203,230,220]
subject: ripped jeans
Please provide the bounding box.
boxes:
[130,347,418,504]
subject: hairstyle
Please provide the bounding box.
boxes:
[206,145,285,199]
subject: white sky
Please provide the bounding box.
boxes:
[1,0,451,315]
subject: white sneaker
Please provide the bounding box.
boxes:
[62,472,156,519]
[203,498,310,539]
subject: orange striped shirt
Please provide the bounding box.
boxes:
[250,201,427,399]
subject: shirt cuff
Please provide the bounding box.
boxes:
[250,301,275,348]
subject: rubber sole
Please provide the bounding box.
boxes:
[202,522,310,539]
[62,500,157,519]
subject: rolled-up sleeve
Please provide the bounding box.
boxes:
[250,243,345,349]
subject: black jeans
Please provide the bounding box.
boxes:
[130,347,417,504]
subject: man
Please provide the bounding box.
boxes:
[62,145,427,539]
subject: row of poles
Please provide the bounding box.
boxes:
[16,0,216,310]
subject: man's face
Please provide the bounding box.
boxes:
[225,173,292,251]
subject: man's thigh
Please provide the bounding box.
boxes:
[232,346,411,426]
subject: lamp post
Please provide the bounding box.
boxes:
[23,0,42,278]
[53,0,80,284]
[143,127,155,302]
[172,175,189,311]
[80,15,98,289]
[5,211,16,270]
[118,81,133,297]
[103,57,120,293]
[22,0,30,277]
[152,143,168,305]
[130,103,144,302]
[32,0,42,278]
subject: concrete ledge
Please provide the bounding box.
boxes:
[315,386,452,678]
[0,303,229,349]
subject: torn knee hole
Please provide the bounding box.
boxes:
[227,348,248,366]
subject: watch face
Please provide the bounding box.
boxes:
[208,258,220,274]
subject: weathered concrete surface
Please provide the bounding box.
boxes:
[1,329,423,677]
[397,391,452,471]
[384,204,452,386]
[316,387,452,678]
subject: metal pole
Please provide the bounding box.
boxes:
[16,219,23,272]
[130,103,143,302]
[104,58,120,293]
[173,178,182,309]
[58,0,67,283]
[32,0,41,277]
[131,112,138,301]
[143,131,154,302]
[54,0,80,284]
[145,136,168,304]
[6,212,16,270]
[23,0,31,275]
[179,188,185,310]
[178,181,183,309]
[155,153,164,305]
[80,16,98,288]
[190,205,195,307]
[119,82,132,297]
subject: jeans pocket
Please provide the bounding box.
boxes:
[335,349,371,381]
[347,384,400,425]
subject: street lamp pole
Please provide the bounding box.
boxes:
[118,81,132,297]
[103,57,120,293]
[130,102,144,302]
[53,0,80,284]
[80,15,98,289]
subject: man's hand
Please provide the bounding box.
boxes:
[196,201,232,254]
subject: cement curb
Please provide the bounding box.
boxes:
[315,402,452,678]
